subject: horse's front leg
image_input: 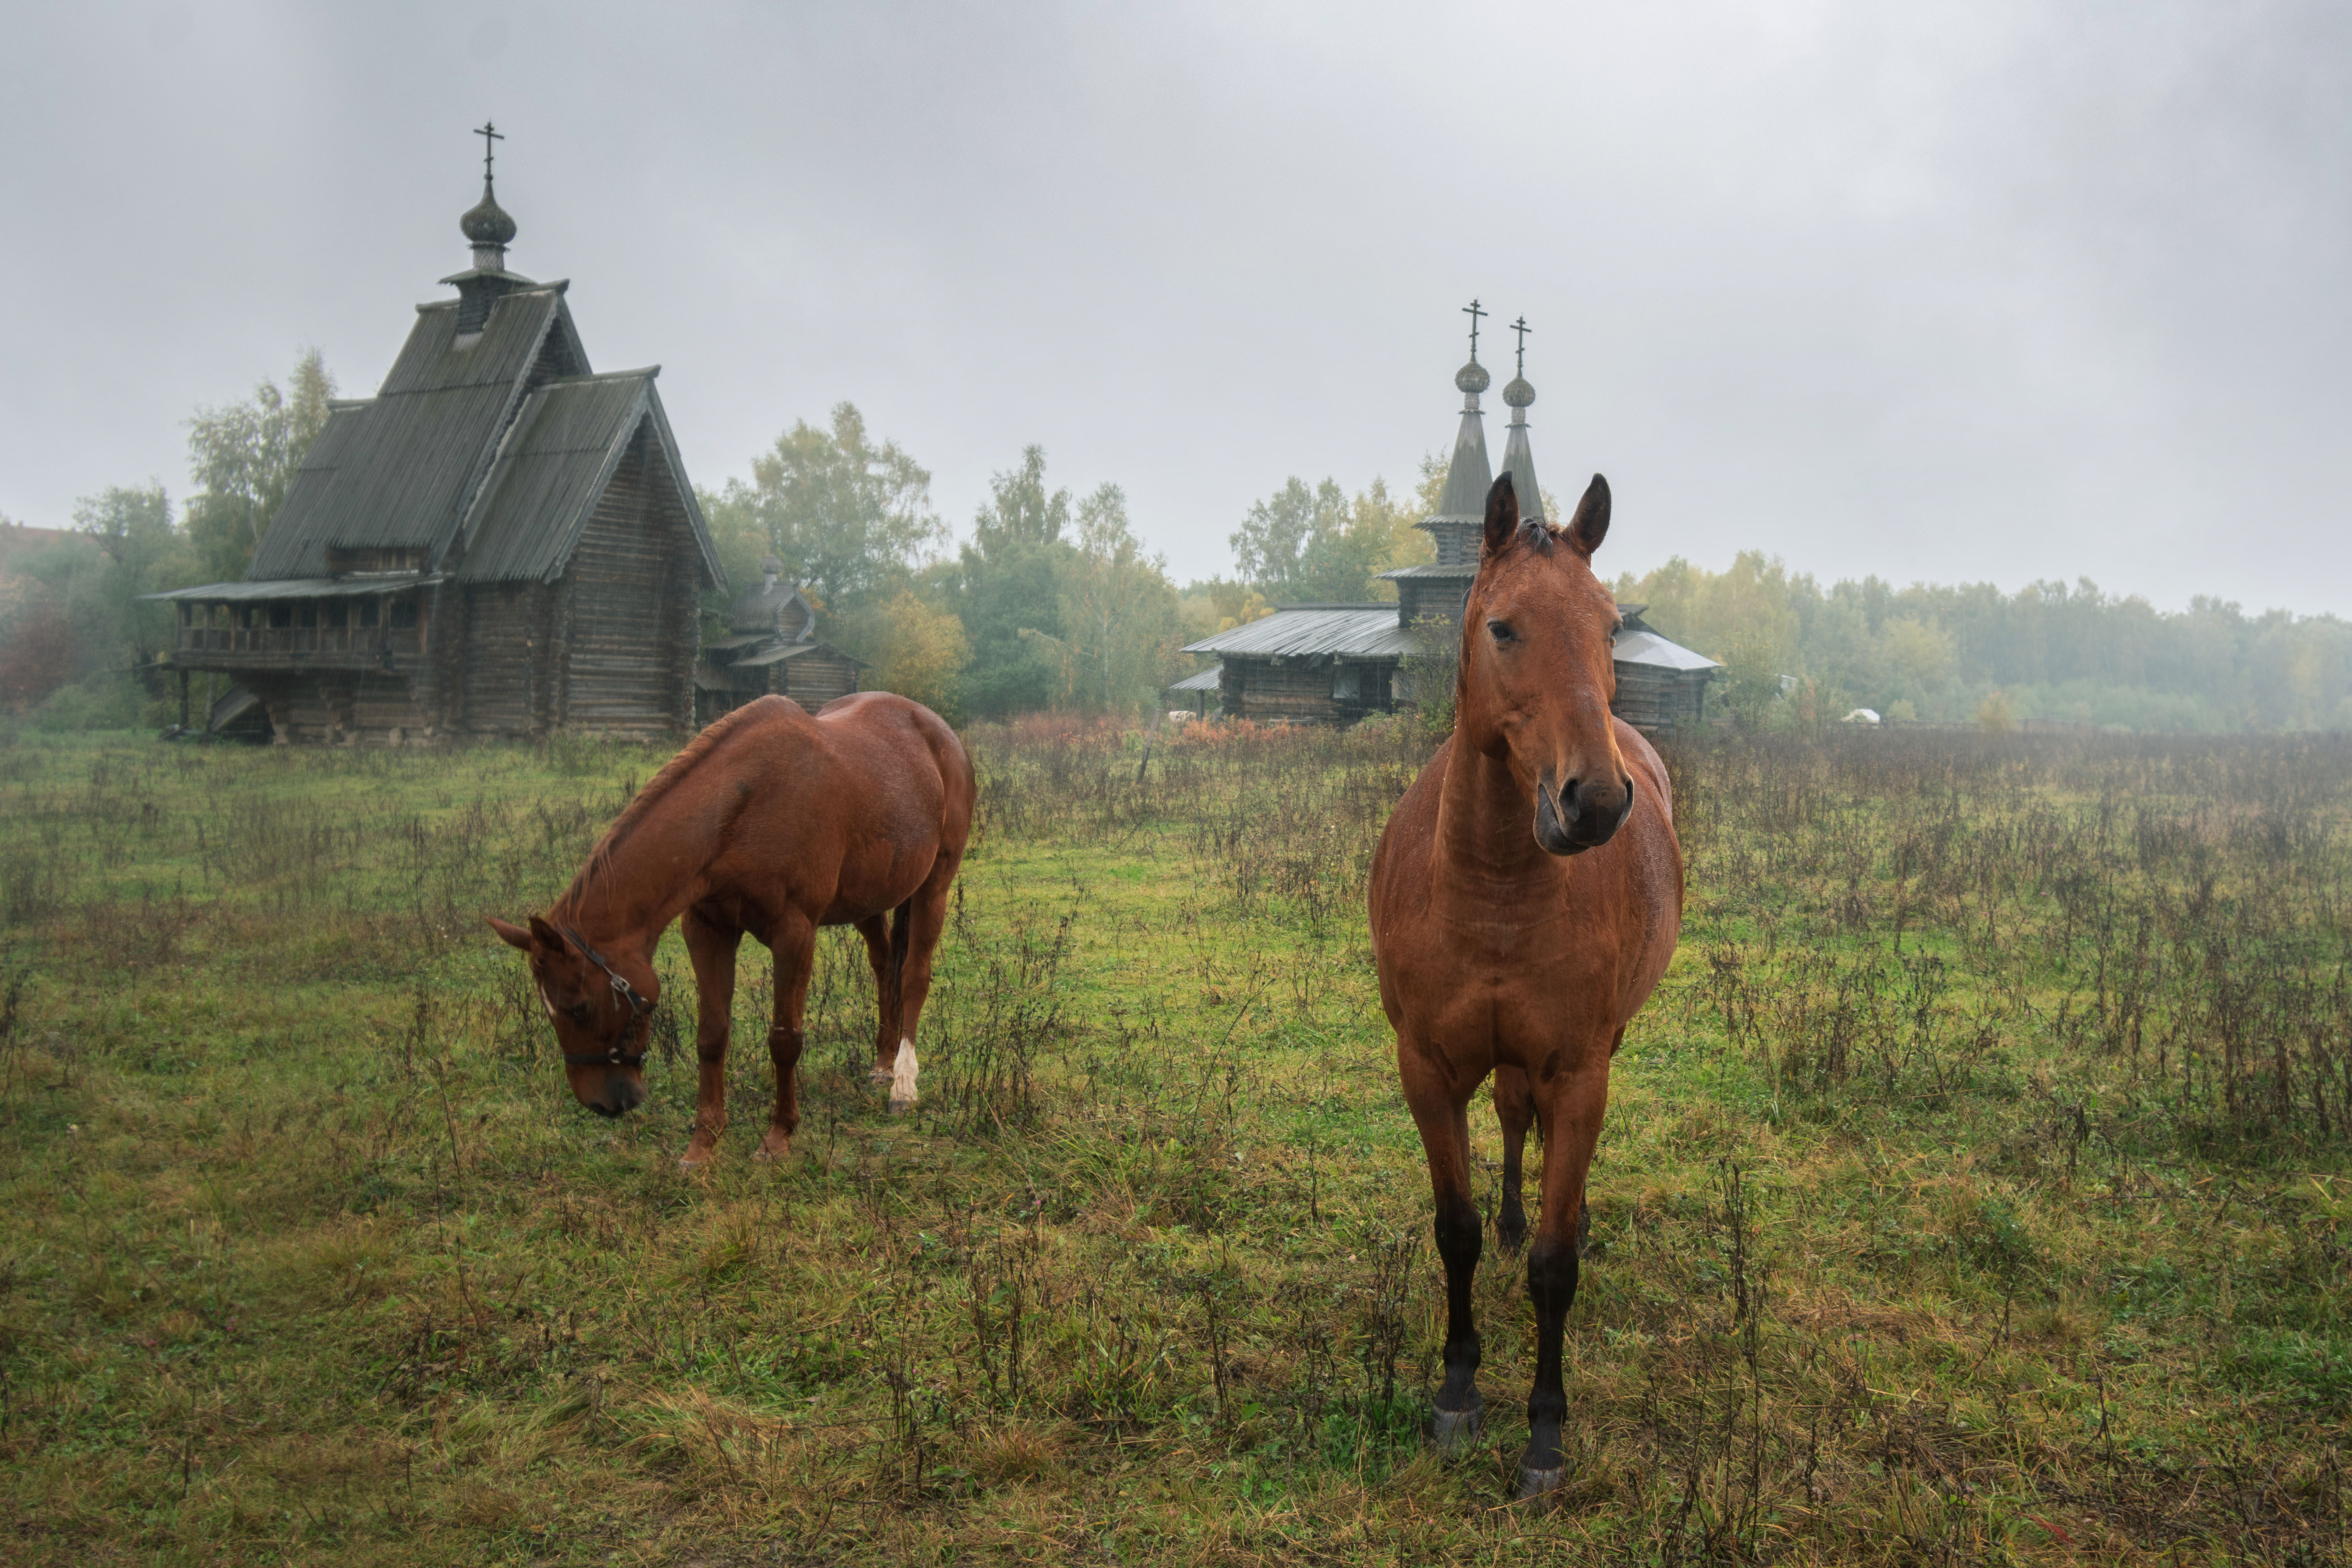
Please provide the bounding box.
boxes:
[758,911,817,1160]
[1519,1056,1612,1502]
[1493,1066,1537,1255]
[680,907,743,1169]
[1401,1038,1485,1450]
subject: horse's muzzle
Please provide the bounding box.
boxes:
[1534,772,1635,857]
[583,1073,644,1118]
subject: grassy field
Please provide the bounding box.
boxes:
[0,717,2347,1566]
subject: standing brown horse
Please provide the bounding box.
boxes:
[489,691,975,1168]
[1369,471,1683,1502]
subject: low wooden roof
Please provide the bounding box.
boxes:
[1613,628,1721,673]
[1181,604,1416,660]
[145,573,445,603]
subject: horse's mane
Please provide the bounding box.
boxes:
[555,698,782,915]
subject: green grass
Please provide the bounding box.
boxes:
[0,719,2347,1564]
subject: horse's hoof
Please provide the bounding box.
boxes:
[1517,1465,1566,1505]
[680,1151,716,1171]
[753,1136,792,1161]
[1428,1392,1484,1453]
[887,1094,915,1117]
[867,1066,892,1086]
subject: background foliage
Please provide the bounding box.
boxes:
[4,348,2347,735]
[1616,552,2352,732]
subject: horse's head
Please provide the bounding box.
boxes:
[1458,470,1633,857]
[486,914,657,1116]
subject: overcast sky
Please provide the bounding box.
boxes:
[4,2,2347,614]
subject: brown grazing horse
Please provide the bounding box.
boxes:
[1369,471,1683,1502]
[489,692,975,1167]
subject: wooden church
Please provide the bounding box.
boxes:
[1179,311,1718,733]
[152,133,724,744]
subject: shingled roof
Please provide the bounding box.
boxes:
[1182,604,1417,660]
[231,281,717,590]
[454,368,719,584]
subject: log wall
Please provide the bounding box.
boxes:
[775,652,858,709]
[243,671,433,745]
[1223,656,1328,724]
[1397,576,1470,632]
[1612,664,1710,735]
[458,583,552,735]
[555,421,699,739]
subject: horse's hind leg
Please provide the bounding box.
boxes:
[757,911,817,1161]
[680,908,743,1169]
[1494,1066,1536,1256]
[856,913,904,1090]
[885,862,958,1114]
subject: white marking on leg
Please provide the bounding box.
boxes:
[889,1038,918,1112]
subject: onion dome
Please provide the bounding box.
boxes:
[461,180,517,247]
[1455,359,1491,396]
[1503,374,1535,408]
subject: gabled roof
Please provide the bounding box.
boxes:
[452,368,721,586]
[233,278,720,595]
[249,287,583,580]
[729,576,816,637]
[1613,629,1721,672]
[1182,604,1416,660]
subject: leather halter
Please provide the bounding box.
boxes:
[557,924,652,1069]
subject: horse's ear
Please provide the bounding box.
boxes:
[1567,474,1611,557]
[1482,472,1521,559]
[527,915,570,955]
[487,916,536,952]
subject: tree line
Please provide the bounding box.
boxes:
[2,350,2345,733]
[1616,552,2352,732]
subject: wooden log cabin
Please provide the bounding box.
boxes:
[695,558,866,722]
[1180,321,1717,732]
[148,145,722,744]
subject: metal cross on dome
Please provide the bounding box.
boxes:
[1511,316,1532,376]
[475,121,505,181]
[1463,298,1488,361]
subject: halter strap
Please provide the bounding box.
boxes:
[557,924,652,1069]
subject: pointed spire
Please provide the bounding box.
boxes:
[1499,316,1543,523]
[1426,302,1495,540]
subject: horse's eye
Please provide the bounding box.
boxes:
[1488,619,1516,643]
[568,1003,594,1026]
